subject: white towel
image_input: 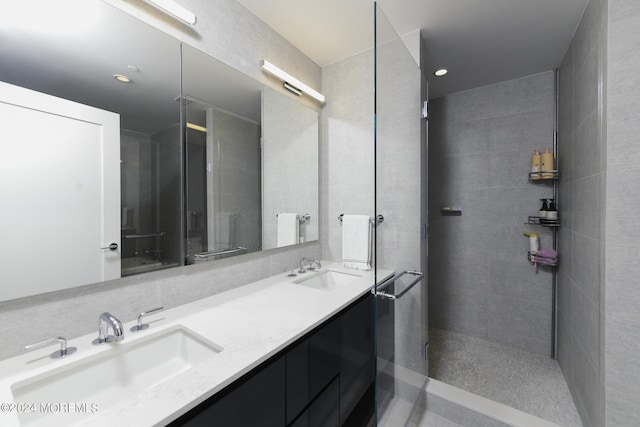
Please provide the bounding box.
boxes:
[277,213,299,247]
[342,214,371,270]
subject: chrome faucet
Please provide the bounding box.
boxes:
[299,257,321,273]
[92,312,125,345]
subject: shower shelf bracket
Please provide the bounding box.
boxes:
[527,252,558,267]
[526,216,559,227]
[528,170,558,182]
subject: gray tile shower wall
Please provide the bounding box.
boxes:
[605,0,640,425]
[428,71,556,356]
[0,0,322,361]
[557,0,606,425]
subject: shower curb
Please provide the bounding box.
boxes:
[423,378,565,427]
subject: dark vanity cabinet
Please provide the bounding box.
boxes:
[171,355,286,427]
[290,376,340,427]
[339,293,375,426]
[287,316,340,426]
[169,294,373,427]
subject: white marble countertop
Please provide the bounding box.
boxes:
[0,261,392,427]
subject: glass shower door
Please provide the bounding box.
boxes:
[373,2,429,426]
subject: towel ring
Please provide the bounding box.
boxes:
[338,214,384,225]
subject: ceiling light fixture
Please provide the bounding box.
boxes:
[144,0,197,25]
[114,74,132,83]
[261,60,326,104]
[434,68,448,77]
[187,122,207,133]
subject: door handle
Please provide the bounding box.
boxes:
[100,243,118,251]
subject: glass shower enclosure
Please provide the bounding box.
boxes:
[373,3,429,426]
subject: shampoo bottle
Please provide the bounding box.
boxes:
[547,199,558,221]
[541,147,555,179]
[531,149,542,180]
[539,199,548,220]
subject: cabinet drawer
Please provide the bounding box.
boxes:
[340,294,374,422]
[286,317,340,424]
[289,375,340,427]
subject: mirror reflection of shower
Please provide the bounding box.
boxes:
[120,125,181,276]
[185,96,262,264]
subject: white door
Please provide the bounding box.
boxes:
[0,81,120,301]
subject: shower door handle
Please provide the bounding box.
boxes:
[100,243,118,251]
[373,270,424,300]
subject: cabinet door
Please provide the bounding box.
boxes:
[170,356,285,427]
[289,376,340,427]
[286,317,340,424]
[340,294,374,423]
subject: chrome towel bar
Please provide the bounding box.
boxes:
[123,231,167,239]
[194,246,247,259]
[338,214,384,224]
[373,270,424,300]
[276,213,311,222]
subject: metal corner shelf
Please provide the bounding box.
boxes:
[528,170,558,182]
[527,216,560,227]
[526,93,560,359]
[528,252,558,267]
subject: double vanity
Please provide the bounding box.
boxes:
[0,261,392,426]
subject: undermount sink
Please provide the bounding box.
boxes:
[11,326,222,426]
[293,269,363,290]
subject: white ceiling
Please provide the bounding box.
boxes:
[237,0,589,98]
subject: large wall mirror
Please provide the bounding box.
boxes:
[182,45,263,263]
[182,45,320,263]
[262,87,319,249]
[0,0,319,303]
[0,0,182,301]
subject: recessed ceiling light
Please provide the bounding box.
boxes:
[114,74,132,83]
[434,68,448,77]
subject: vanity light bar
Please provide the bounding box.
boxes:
[146,0,197,25]
[283,82,302,97]
[261,60,326,104]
